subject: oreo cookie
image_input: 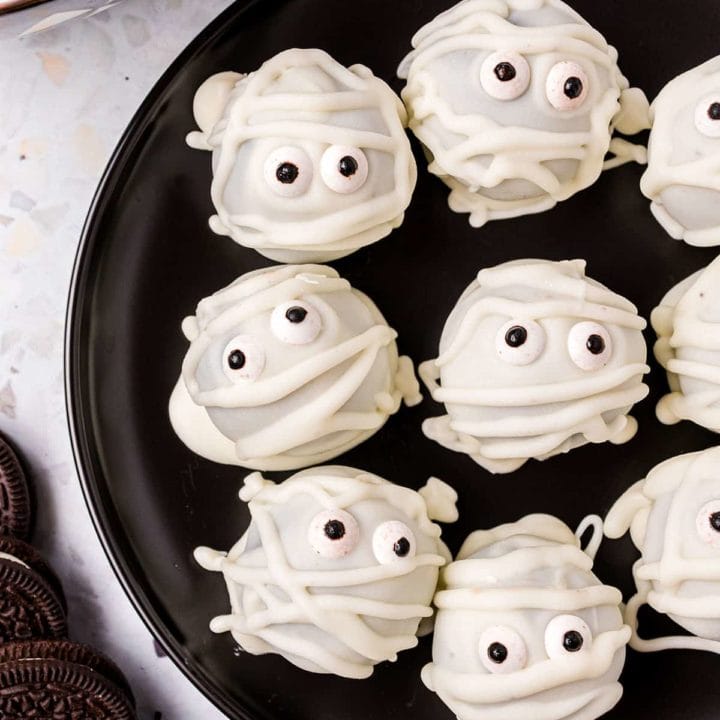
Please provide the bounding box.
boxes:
[0,535,66,611]
[0,557,66,643]
[0,435,32,540]
[0,639,134,703]
[0,658,136,719]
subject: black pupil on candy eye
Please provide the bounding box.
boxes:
[285,306,308,323]
[276,162,299,184]
[586,334,605,355]
[710,512,720,532]
[505,326,528,348]
[338,156,359,177]
[563,630,584,652]
[494,62,517,82]
[487,642,508,664]
[709,103,720,121]
[227,350,246,370]
[324,520,346,540]
[393,537,411,557]
[564,77,583,99]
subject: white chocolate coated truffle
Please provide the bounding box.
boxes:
[397,0,649,227]
[169,265,422,471]
[423,514,629,720]
[652,256,720,431]
[641,56,720,246]
[194,467,457,678]
[187,48,417,263]
[420,259,649,474]
[605,446,720,653]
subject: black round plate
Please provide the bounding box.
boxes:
[65,1,720,719]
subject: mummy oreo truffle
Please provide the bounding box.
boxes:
[169,265,421,471]
[194,467,457,678]
[605,446,720,653]
[423,514,630,720]
[652,256,720,431]
[187,48,417,263]
[641,56,720,246]
[397,0,649,227]
[420,259,650,474]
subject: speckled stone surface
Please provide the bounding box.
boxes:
[0,2,233,717]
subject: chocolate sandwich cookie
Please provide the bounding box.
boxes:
[0,535,66,611]
[0,435,32,540]
[0,557,66,642]
[0,639,134,703]
[0,658,136,719]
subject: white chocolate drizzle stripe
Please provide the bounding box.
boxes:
[217,120,399,151]
[636,558,720,585]
[446,544,593,585]
[403,8,616,75]
[431,684,621,720]
[241,626,380,678]
[458,513,579,556]
[219,551,445,590]
[189,325,396,407]
[197,274,349,336]
[223,194,412,250]
[240,471,444,536]
[457,414,632,459]
[647,590,720,619]
[435,585,622,611]
[197,266,339,313]
[666,360,720,384]
[226,595,434,631]
[426,363,648,407]
[437,299,644,368]
[447,384,647,436]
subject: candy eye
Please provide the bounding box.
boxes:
[308,509,360,559]
[567,322,613,370]
[546,61,589,111]
[263,146,313,197]
[495,320,545,366]
[270,300,322,345]
[478,626,528,674]
[480,51,531,100]
[544,615,592,658]
[320,146,369,194]
[372,521,417,565]
[696,500,720,547]
[694,96,720,138]
[221,335,265,382]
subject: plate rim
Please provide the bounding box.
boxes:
[63,2,268,718]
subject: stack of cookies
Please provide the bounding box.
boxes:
[0,433,137,719]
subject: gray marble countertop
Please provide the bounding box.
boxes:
[0,2,235,717]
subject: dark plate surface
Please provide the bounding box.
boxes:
[65,1,720,719]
